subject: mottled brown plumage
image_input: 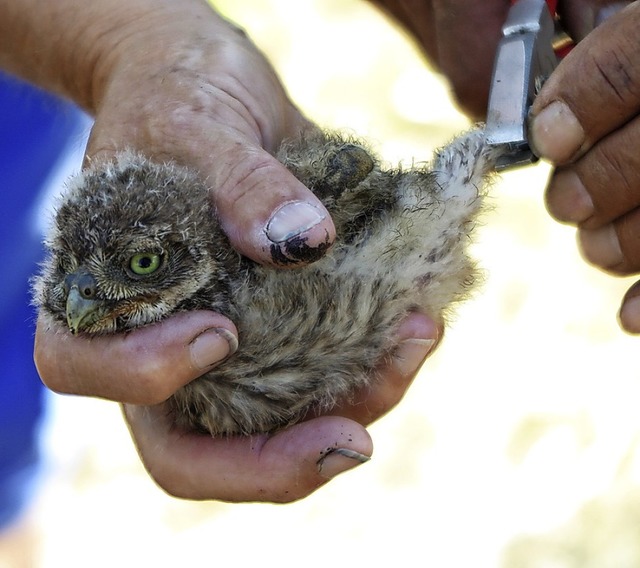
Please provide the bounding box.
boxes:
[34,129,499,435]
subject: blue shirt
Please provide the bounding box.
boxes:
[0,72,88,529]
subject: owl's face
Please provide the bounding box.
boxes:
[34,154,222,335]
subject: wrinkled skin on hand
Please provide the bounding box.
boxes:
[369,0,640,333]
[23,0,439,502]
[29,0,637,502]
[528,3,640,333]
[367,0,629,118]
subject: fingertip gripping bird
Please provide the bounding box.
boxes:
[34,129,500,436]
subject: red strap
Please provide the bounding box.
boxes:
[510,0,573,58]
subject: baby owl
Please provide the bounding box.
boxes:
[34,129,498,436]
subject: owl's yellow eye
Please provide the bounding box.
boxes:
[129,253,162,275]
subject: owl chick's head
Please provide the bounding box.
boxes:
[34,153,226,335]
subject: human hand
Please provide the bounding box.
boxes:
[528,2,640,332]
[32,0,439,501]
[369,0,639,332]
[366,0,509,118]
[366,0,629,118]
[120,313,438,502]
[86,1,335,266]
[37,309,437,502]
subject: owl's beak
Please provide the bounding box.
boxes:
[65,271,100,334]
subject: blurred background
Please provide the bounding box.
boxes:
[3,0,640,566]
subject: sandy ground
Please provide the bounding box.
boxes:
[10,1,640,566]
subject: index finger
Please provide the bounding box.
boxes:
[34,311,238,405]
[530,3,640,163]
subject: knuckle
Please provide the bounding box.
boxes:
[213,154,284,212]
[583,10,640,108]
[597,146,637,199]
[151,474,198,500]
[125,367,177,405]
[116,349,182,405]
[35,366,71,396]
[591,50,640,107]
[579,127,640,228]
[616,215,640,273]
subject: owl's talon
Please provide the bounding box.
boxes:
[309,143,376,201]
[324,144,375,192]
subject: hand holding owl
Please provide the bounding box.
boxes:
[5,0,638,508]
[367,0,640,333]
[36,304,436,502]
[22,0,438,502]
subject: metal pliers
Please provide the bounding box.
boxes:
[485,0,567,170]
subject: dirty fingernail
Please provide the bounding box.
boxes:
[266,201,327,243]
[578,225,623,269]
[545,169,594,223]
[530,101,585,164]
[190,327,238,370]
[317,447,371,480]
[393,338,436,377]
[267,201,335,265]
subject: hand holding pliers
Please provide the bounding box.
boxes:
[485,0,572,170]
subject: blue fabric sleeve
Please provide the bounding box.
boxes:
[0,72,89,530]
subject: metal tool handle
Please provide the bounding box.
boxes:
[485,0,559,170]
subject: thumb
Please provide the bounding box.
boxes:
[206,130,336,266]
[529,2,640,164]
[123,407,372,502]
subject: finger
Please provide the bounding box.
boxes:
[327,312,440,425]
[530,3,640,164]
[205,131,337,267]
[619,279,640,333]
[34,311,238,405]
[432,0,510,119]
[123,405,372,502]
[558,0,630,42]
[545,113,640,227]
[544,168,595,225]
[85,20,337,270]
[89,118,336,268]
[578,207,640,274]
